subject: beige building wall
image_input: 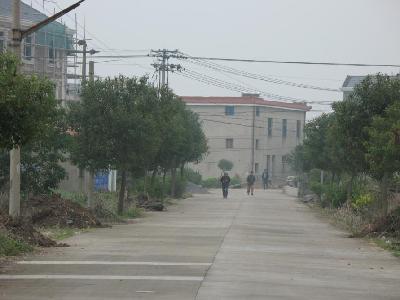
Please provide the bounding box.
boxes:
[187,103,306,185]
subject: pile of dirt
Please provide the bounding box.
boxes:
[136,194,164,211]
[24,194,102,229]
[0,210,57,247]
[361,207,400,237]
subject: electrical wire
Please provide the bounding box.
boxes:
[178,54,400,68]
[179,53,341,92]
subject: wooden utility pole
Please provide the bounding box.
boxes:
[9,0,22,217]
[87,60,95,208]
[8,0,86,217]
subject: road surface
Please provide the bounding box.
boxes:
[0,189,399,299]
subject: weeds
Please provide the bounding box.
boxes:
[0,234,33,256]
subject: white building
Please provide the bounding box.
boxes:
[182,95,311,184]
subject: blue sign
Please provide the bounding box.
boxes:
[94,173,109,191]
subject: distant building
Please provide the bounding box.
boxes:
[181,95,311,184]
[0,0,75,104]
[342,74,400,100]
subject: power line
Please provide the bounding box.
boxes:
[177,54,400,68]
[180,54,341,92]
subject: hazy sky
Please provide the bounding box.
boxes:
[28,0,400,118]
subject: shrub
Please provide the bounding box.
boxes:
[218,159,233,171]
[324,183,347,208]
[230,175,242,187]
[184,168,202,185]
[352,193,375,210]
[122,206,144,219]
[202,177,220,188]
[0,234,33,256]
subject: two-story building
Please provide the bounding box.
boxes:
[0,0,75,104]
[182,94,311,184]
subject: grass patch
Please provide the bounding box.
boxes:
[372,238,400,257]
[122,206,144,219]
[0,234,33,257]
[40,227,88,241]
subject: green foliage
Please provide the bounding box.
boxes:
[54,189,87,207]
[366,102,400,181]
[0,109,69,195]
[68,80,208,211]
[218,159,234,172]
[202,177,220,188]
[122,206,144,219]
[0,53,58,150]
[0,234,33,256]
[324,183,347,208]
[184,168,202,185]
[295,74,400,215]
[352,193,374,210]
[230,175,241,186]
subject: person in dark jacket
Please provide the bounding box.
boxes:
[262,169,269,190]
[247,171,256,195]
[220,172,231,199]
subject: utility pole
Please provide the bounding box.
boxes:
[78,39,87,82]
[86,60,95,208]
[8,0,86,217]
[151,49,182,89]
[9,0,22,217]
[251,102,256,172]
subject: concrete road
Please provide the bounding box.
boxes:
[0,189,399,299]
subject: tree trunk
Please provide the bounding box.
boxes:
[171,168,177,198]
[380,173,390,216]
[118,169,127,215]
[143,171,148,194]
[346,174,355,204]
[151,169,157,186]
[87,171,94,209]
[180,164,184,179]
[162,170,167,198]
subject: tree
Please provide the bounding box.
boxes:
[218,159,234,172]
[151,89,207,197]
[0,53,57,150]
[332,74,400,178]
[366,102,400,214]
[69,76,161,214]
[0,115,68,198]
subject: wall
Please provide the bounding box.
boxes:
[188,104,306,185]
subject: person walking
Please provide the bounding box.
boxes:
[262,169,269,190]
[220,172,231,199]
[246,171,256,195]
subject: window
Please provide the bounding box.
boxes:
[282,119,287,138]
[255,106,260,117]
[226,138,234,149]
[282,155,289,173]
[296,120,301,138]
[23,35,33,60]
[255,163,259,174]
[225,106,235,116]
[0,32,5,53]
[255,139,259,150]
[267,118,273,137]
[48,40,55,64]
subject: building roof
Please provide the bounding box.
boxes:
[342,76,366,89]
[181,96,311,111]
[343,74,400,90]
